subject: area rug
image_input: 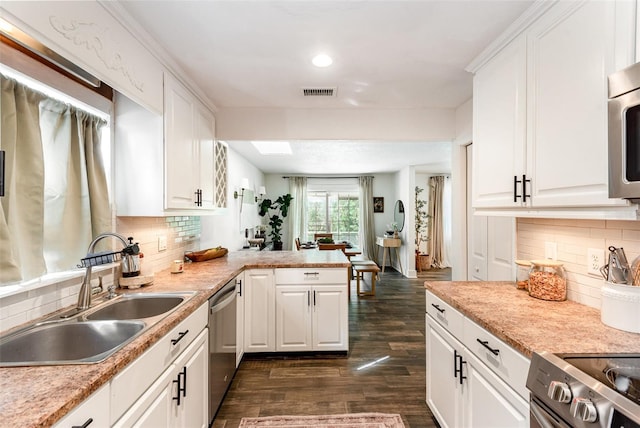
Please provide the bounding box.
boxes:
[238,413,405,428]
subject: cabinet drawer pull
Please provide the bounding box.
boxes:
[72,418,93,428]
[171,330,189,345]
[431,303,445,314]
[303,272,320,276]
[477,338,500,356]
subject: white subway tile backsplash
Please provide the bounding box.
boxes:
[0,216,202,333]
[517,218,640,310]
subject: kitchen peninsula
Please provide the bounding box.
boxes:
[0,250,350,428]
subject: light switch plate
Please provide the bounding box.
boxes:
[545,241,557,260]
[158,235,167,252]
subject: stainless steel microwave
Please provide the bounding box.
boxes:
[608,61,640,202]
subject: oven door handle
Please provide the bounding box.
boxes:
[530,399,570,428]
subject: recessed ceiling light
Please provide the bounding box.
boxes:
[251,141,292,155]
[312,54,333,68]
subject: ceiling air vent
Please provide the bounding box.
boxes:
[302,87,337,97]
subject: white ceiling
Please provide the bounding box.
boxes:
[119,0,533,174]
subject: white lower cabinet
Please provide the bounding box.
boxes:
[244,269,276,352]
[275,268,348,352]
[244,268,349,354]
[275,284,347,351]
[426,291,529,428]
[53,383,110,428]
[464,350,528,428]
[111,302,209,427]
[113,329,208,428]
[236,272,245,367]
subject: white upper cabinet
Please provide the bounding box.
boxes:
[164,72,219,211]
[470,0,636,215]
[472,36,527,208]
[116,73,221,216]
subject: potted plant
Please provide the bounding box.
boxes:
[415,186,431,270]
[258,193,293,250]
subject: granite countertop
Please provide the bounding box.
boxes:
[424,281,640,358]
[0,250,350,428]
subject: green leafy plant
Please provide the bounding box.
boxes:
[258,193,293,248]
[415,186,430,252]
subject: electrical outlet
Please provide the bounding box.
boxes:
[544,241,557,260]
[587,248,605,276]
[158,235,167,252]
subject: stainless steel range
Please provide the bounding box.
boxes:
[527,351,640,428]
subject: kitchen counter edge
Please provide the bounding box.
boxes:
[424,280,640,358]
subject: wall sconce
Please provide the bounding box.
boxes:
[255,186,266,202]
[234,178,250,200]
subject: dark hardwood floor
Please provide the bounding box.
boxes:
[212,268,451,428]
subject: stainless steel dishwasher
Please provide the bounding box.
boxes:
[208,278,237,423]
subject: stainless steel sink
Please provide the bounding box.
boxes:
[0,292,196,367]
[0,320,145,366]
[86,294,187,321]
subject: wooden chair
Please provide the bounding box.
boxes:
[318,243,346,253]
[295,237,301,250]
[314,233,333,241]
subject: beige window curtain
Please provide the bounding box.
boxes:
[40,99,110,272]
[358,176,377,262]
[289,176,307,250]
[427,176,446,268]
[0,75,46,283]
[0,74,110,284]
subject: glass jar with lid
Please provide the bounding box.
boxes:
[528,260,567,301]
[515,260,531,290]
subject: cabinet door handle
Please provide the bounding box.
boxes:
[454,349,460,378]
[72,418,93,428]
[454,350,467,385]
[171,330,189,345]
[237,279,242,297]
[172,367,187,405]
[431,303,445,314]
[313,290,317,307]
[180,366,187,398]
[172,375,182,406]
[477,338,500,356]
[458,355,467,385]
[522,175,531,203]
[513,175,522,203]
[307,290,311,307]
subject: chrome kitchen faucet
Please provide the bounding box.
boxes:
[77,232,129,311]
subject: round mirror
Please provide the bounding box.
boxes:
[394,200,405,232]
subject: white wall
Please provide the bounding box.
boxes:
[217,107,456,142]
[451,99,472,280]
[201,147,265,251]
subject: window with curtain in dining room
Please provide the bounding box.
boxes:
[305,178,359,246]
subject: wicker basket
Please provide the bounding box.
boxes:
[185,247,228,262]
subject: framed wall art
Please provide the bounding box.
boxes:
[373,197,384,213]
